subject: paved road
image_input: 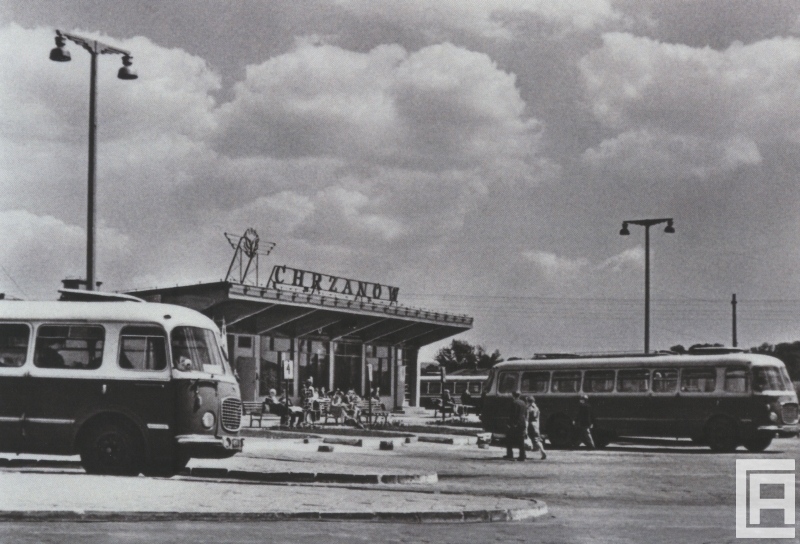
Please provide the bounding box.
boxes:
[1,436,798,543]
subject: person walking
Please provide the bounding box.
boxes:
[575,394,595,449]
[525,395,547,460]
[503,391,528,461]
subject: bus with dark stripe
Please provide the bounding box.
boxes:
[480,354,799,452]
[0,300,243,475]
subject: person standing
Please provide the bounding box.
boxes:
[525,395,547,460]
[575,394,595,449]
[503,391,528,461]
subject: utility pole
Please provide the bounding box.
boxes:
[731,294,737,347]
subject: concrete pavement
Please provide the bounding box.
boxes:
[0,434,548,522]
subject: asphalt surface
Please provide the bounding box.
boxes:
[1,431,799,542]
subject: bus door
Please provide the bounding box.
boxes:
[649,368,680,435]
[0,323,31,453]
[675,367,718,437]
[110,325,174,457]
[26,324,107,454]
[717,366,750,423]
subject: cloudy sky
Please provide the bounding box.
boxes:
[3,0,800,360]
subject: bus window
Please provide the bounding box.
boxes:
[119,326,167,371]
[681,368,716,393]
[652,369,677,393]
[551,371,581,393]
[428,382,441,395]
[521,371,550,393]
[34,325,104,370]
[583,370,614,392]
[724,368,748,393]
[455,382,468,394]
[0,324,30,367]
[617,369,649,393]
[753,367,793,392]
[171,327,225,374]
[498,372,519,394]
[469,382,483,394]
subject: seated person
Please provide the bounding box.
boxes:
[329,389,345,423]
[343,390,364,428]
[442,389,459,415]
[368,388,386,411]
[301,378,320,422]
[263,388,303,427]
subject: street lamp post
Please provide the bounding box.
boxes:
[49,30,137,291]
[619,218,675,354]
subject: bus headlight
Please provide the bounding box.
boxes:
[769,411,779,423]
[202,411,216,429]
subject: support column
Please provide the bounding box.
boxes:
[328,341,335,392]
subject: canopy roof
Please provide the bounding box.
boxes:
[126,281,472,349]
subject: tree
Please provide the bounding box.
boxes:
[433,339,503,373]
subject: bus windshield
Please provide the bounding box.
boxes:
[752,366,793,392]
[171,327,226,374]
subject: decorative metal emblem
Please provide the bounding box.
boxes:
[224,229,276,285]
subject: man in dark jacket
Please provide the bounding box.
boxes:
[575,394,595,449]
[503,391,528,461]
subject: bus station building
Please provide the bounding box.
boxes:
[126,270,472,410]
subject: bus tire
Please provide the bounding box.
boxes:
[705,418,739,453]
[547,416,576,448]
[742,433,773,453]
[80,422,143,476]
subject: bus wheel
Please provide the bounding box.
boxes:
[705,418,739,453]
[80,423,143,476]
[547,416,576,448]
[742,434,773,453]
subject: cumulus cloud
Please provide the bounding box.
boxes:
[580,32,800,178]
[215,41,541,172]
[522,250,589,278]
[582,129,761,179]
[335,0,621,39]
[599,246,644,271]
[523,246,644,283]
[0,210,129,299]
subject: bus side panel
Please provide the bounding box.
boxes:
[600,394,649,436]
[481,394,513,434]
[25,376,104,454]
[0,374,25,453]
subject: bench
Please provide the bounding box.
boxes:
[356,399,391,426]
[432,399,467,419]
[242,401,267,427]
[319,399,390,426]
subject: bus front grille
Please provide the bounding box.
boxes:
[782,403,799,425]
[221,397,243,432]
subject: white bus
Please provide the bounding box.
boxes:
[0,299,243,475]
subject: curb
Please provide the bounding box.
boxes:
[0,461,437,485]
[0,501,546,523]
[187,467,438,485]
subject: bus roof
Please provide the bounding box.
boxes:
[0,300,218,330]
[491,353,785,370]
